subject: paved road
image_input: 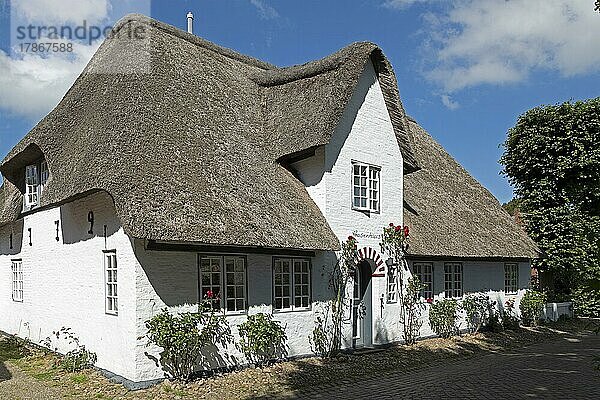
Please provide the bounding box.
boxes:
[284,332,600,399]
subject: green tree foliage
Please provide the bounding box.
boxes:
[500,98,600,316]
[502,198,522,216]
[519,290,547,327]
[428,298,460,338]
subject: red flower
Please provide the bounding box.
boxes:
[403,226,410,237]
[395,225,401,232]
[389,223,394,227]
[426,298,433,304]
[206,290,213,299]
[347,235,355,241]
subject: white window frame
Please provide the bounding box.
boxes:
[24,159,49,209]
[199,255,247,314]
[352,162,380,213]
[386,266,398,303]
[444,262,463,298]
[40,160,49,190]
[273,257,311,311]
[413,262,434,299]
[504,263,519,294]
[104,250,118,315]
[25,164,39,207]
[11,259,23,302]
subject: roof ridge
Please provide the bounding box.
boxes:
[112,13,276,71]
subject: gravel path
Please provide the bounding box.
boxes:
[0,361,65,400]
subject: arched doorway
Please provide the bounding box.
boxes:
[352,259,375,348]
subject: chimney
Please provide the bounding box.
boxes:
[187,12,194,34]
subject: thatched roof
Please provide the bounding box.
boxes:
[0,14,418,251]
[403,118,540,259]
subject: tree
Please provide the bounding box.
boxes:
[500,97,600,317]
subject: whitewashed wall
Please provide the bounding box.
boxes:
[291,60,406,348]
[406,260,532,338]
[133,246,337,382]
[0,191,138,380]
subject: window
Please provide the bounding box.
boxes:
[352,162,380,212]
[199,255,247,313]
[387,267,398,303]
[413,262,433,299]
[444,262,463,298]
[273,258,310,311]
[105,251,118,314]
[11,260,23,302]
[25,165,39,207]
[24,159,49,209]
[40,160,49,190]
[504,263,518,294]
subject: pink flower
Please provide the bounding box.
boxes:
[389,223,394,227]
[403,226,410,237]
[206,290,213,299]
[395,225,402,232]
[426,298,433,304]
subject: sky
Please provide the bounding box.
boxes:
[1,0,599,203]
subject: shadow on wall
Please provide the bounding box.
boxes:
[59,191,120,245]
[0,219,24,256]
[132,239,198,308]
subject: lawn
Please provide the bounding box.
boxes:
[0,319,593,400]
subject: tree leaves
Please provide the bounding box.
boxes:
[500,97,600,316]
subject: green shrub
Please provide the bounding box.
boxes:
[462,293,490,334]
[519,290,547,326]
[237,313,287,367]
[429,298,460,338]
[502,299,520,330]
[144,301,232,381]
[41,327,97,372]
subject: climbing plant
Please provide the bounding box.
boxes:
[309,236,358,358]
[380,223,423,345]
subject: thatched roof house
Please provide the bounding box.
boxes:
[0,13,535,259]
[0,14,421,252]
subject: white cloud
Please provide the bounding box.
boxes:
[409,0,600,92]
[440,94,459,110]
[249,0,280,20]
[12,0,110,24]
[0,41,100,119]
[383,0,431,10]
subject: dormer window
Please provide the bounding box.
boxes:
[24,160,49,209]
[352,162,380,213]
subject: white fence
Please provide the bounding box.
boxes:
[543,302,573,321]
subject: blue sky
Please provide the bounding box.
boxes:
[1,0,599,203]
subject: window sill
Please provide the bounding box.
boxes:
[273,307,312,314]
[224,310,247,317]
[105,311,118,316]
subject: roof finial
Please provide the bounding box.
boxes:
[187,12,194,34]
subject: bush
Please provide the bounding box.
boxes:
[429,298,459,338]
[502,299,520,330]
[41,327,97,372]
[144,300,232,381]
[519,290,547,326]
[237,313,287,367]
[462,293,490,334]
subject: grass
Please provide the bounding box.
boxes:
[0,319,593,399]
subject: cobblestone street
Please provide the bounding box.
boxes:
[282,332,600,399]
